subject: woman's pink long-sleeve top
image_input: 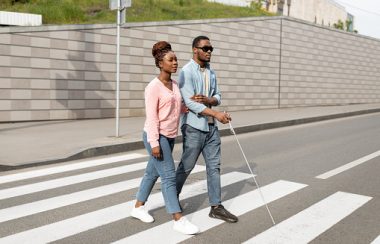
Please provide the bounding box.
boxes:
[144,78,182,148]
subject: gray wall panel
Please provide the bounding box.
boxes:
[0,16,379,121]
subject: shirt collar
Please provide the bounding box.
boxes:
[190,59,210,70]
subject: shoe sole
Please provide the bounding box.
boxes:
[173,227,199,235]
[209,213,238,223]
[131,213,154,223]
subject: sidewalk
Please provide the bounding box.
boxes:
[1,103,380,170]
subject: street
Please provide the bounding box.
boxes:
[0,113,379,243]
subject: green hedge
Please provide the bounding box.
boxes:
[0,0,272,24]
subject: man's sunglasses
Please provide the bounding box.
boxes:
[196,46,214,52]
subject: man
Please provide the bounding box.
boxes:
[176,36,238,223]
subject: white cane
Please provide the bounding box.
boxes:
[227,117,276,225]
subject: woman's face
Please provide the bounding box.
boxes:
[159,51,178,74]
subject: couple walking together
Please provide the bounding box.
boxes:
[131,36,238,235]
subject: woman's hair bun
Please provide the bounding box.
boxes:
[152,41,172,68]
[152,41,172,58]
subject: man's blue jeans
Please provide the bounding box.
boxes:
[176,124,221,206]
[136,132,181,214]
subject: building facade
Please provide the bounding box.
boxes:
[264,0,351,27]
[208,0,352,29]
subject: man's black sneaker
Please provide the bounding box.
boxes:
[209,205,238,223]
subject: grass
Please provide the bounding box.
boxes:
[0,0,272,25]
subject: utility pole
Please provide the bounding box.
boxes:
[109,0,132,137]
[287,0,291,16]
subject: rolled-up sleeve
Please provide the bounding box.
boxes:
[179,69,207,114]
[212,72,221,105]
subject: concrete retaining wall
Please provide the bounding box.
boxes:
[0,16,379,122]
[280,19,380,106]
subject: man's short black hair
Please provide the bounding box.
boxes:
[192,36,210,48]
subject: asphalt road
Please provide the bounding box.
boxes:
[0,113,379,243]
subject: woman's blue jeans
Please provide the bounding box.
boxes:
[136,131,181,214]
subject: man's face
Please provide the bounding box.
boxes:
[194,39,213,63]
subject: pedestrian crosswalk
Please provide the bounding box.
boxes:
[115,180,307,244]
[0,163,205,223]
[0,152,376,243]
[243,192,372,244]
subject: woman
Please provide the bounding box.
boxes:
[131,41,199,235]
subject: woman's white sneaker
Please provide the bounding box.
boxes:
[131,205,154,223]
[173,216,199,235]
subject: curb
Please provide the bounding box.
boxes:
[1,108,380,171]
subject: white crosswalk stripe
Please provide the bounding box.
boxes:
[0,171,251,243]
[316,150,380,179]
[112,180,308,244]
[0,165,206,223]
[243,192,372,244]
[372,235,380,244]
[0,153,146,184]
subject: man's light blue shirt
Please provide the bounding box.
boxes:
[179,59,221,132]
